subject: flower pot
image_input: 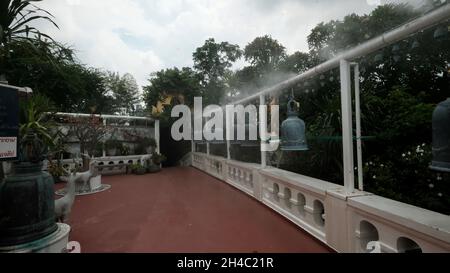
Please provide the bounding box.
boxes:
[147,164,161,173]
[135,167,146,175]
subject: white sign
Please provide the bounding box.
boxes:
[0,137,17,159]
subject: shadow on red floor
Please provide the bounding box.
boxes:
[56,167,332,253]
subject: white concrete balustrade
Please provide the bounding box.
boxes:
[205,155,224,180]
[192,153,205,170]
[50,154,151,175]
[191,152,450,253]
[225,160,260,198]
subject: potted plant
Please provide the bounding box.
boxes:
[148,152,166,173]
[136,165,146,175]
[130,163,146,175]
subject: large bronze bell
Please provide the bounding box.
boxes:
[281,98,308,151]
[430,98,450,173]
[0,131,57,246]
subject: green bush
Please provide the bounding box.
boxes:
[129,163,146,175]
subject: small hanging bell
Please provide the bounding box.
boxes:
[281,97,308,151]
[430,98,450,173]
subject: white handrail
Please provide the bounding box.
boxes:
[51,112,154,121]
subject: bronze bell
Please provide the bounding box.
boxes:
[430,98,450,172]
[281,97,308,151]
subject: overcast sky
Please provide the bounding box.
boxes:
[34,0,425,89]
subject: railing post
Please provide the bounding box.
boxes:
[206,115,210,156]
[353,63,364,191]
[226,106,231,160]
[155,119,160,154]
[102,118,107,157]
[340,59,355,193]
[191,115,195,153]
[260,94,267,168]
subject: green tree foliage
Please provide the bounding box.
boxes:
[244,35,286,72]
[19,93,55,145]
[279,51,312,74]
[193,38,242,84]
[2,39,115,113]
[226,35,301,101]
[307,4,419,63]
[0,0,58,45]
[0,1,119,114]
[0,0,59,81]
[193,38,242,104]
[143,67,201,119]
[143,67,201,167]
[104,72,140,115]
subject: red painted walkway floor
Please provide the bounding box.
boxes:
[58,167,332,253]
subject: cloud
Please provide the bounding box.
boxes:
[31,0,418,90]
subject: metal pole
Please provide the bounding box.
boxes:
[226,107,231,160]
[354,64,364,191]
[340,59,355,193]
[155,119,160,154]
[260,94,267,168]
[102,118,107,157]
[190,111,195,153]
[51,112,154,121]
[206,117,210,156]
